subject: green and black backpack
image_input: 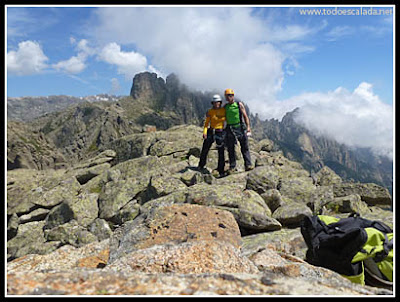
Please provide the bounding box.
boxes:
[301,213,393,289]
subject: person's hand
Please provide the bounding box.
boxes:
[247,128,252,137]
[203,134,207,139]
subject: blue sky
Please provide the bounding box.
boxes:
[6,5,394,157]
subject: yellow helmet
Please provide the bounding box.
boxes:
[224,88,234,96]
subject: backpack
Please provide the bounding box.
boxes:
[300,213,393,290]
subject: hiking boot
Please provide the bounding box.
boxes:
[226,167,237,175]
[211,169,220,177]
[245,165,254,171]
[218,171,227,178]
[197,166,209,174]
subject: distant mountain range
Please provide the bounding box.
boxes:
[6,72,392,194]
[250,109,393,195]
[7,94,123,122]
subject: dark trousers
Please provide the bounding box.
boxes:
[226,126,252,169]
[199,129,225,174]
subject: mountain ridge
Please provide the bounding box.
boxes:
[6,72,393,194]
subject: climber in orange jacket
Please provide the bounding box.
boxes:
[198,94,226,177]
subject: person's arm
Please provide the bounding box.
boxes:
[239,102,251,134]
[203,111,211,139]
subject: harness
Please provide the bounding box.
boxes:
[206,128,225,148]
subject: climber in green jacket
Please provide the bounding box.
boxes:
[224,89,254,173]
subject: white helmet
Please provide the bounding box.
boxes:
[212,94,222,103]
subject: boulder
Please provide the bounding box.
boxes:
[361,206,393,229]
[139,174,188,203]
[106,125,203,165]
[254,152,274,167]
[98,177,148,221]
[314,166,342,186]
[19,208,50,224]
[72,149,116,170]
[44,202,75,230]
[333,183,392,206]
[108,204,242,264]
[7,214,19,240]
[7,221,61,261]
[185,184,279,232]
[260,189,284,213]
[272,201,313,228]
[307,185,335,215]
[324,194,370,215]
[108,156,164,180]
[88,219,113,241]
[214,171,248,190]
[7,169,68,216]
[246,166,279,194]
[69,192,99,227]
[33,177,82,208]
[73,163,111,185]
[225,208,282,233]
[7,239,111,273]
[106,132,156,163]
[107,240,259,274]
[241,228,307,259]
[113,200,141,225]
[180,169,210,186]
[256,138,274,152]
[148,139,177,156]
[44,220,98,247]
[278,176,316,204]
[44,192,99,229]
[141,189,189,212]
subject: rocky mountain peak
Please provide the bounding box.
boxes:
[130,72,167,101]
[281,107,301,126]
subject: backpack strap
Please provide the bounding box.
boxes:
[364,257,385,279]
[237,101,243,124]
[236,101,246,131]
[373,233,393,262]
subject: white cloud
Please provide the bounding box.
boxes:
[276,82,393,158]
[325,25,355,41]
[7,40,48,75]
[97,42,148,79]
[265,24,316,42]
[52,38,155,77]
[52,55,87,74]
[360,24,392,37]
[52,39,95,74]
[89,7,292,102]
[76,39,96,57]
